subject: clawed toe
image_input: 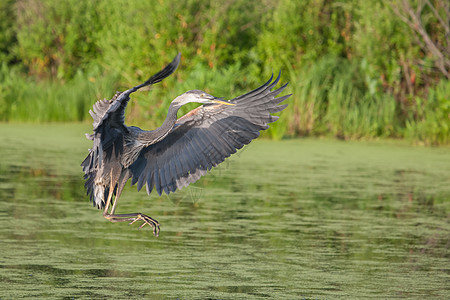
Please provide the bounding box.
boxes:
[129,214,160,237]
[104,212,160,237]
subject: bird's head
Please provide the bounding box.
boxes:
[173,90,235,107]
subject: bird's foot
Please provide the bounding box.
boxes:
[129,213,160,237]
[104,213,160,237]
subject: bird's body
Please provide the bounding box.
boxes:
[81,53,290,236]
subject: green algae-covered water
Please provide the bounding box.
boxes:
[0,124,449,299]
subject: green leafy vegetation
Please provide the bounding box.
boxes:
[0,0,448,144]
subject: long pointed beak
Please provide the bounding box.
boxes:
[210,98,235,106]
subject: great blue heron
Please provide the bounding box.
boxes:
[81,53,290,236]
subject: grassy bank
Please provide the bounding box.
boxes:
[1,57,448,144]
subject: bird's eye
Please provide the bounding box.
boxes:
[200,93,206,98]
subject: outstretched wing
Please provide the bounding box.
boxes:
[81,53,181,175]
[129,73,291,196]
[89,53,181,133]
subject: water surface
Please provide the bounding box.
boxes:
[0,124,449,299]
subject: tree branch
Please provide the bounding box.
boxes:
[392,0,449,79]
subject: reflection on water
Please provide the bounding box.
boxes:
[0,124,449,299]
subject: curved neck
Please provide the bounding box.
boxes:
[138,102,180,146]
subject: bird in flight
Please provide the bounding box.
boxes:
[81,53,290,236]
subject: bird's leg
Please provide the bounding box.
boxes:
[102,169,118,216]
[102,184,115,216]
[103,175,160,236]
[109,187,122,215]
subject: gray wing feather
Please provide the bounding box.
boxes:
[90,53,181,132]
[129,75,291,196]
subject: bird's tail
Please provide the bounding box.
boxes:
[93,185,106,209]
[83,171,106,209]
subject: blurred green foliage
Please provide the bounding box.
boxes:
[0,0,448,144]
